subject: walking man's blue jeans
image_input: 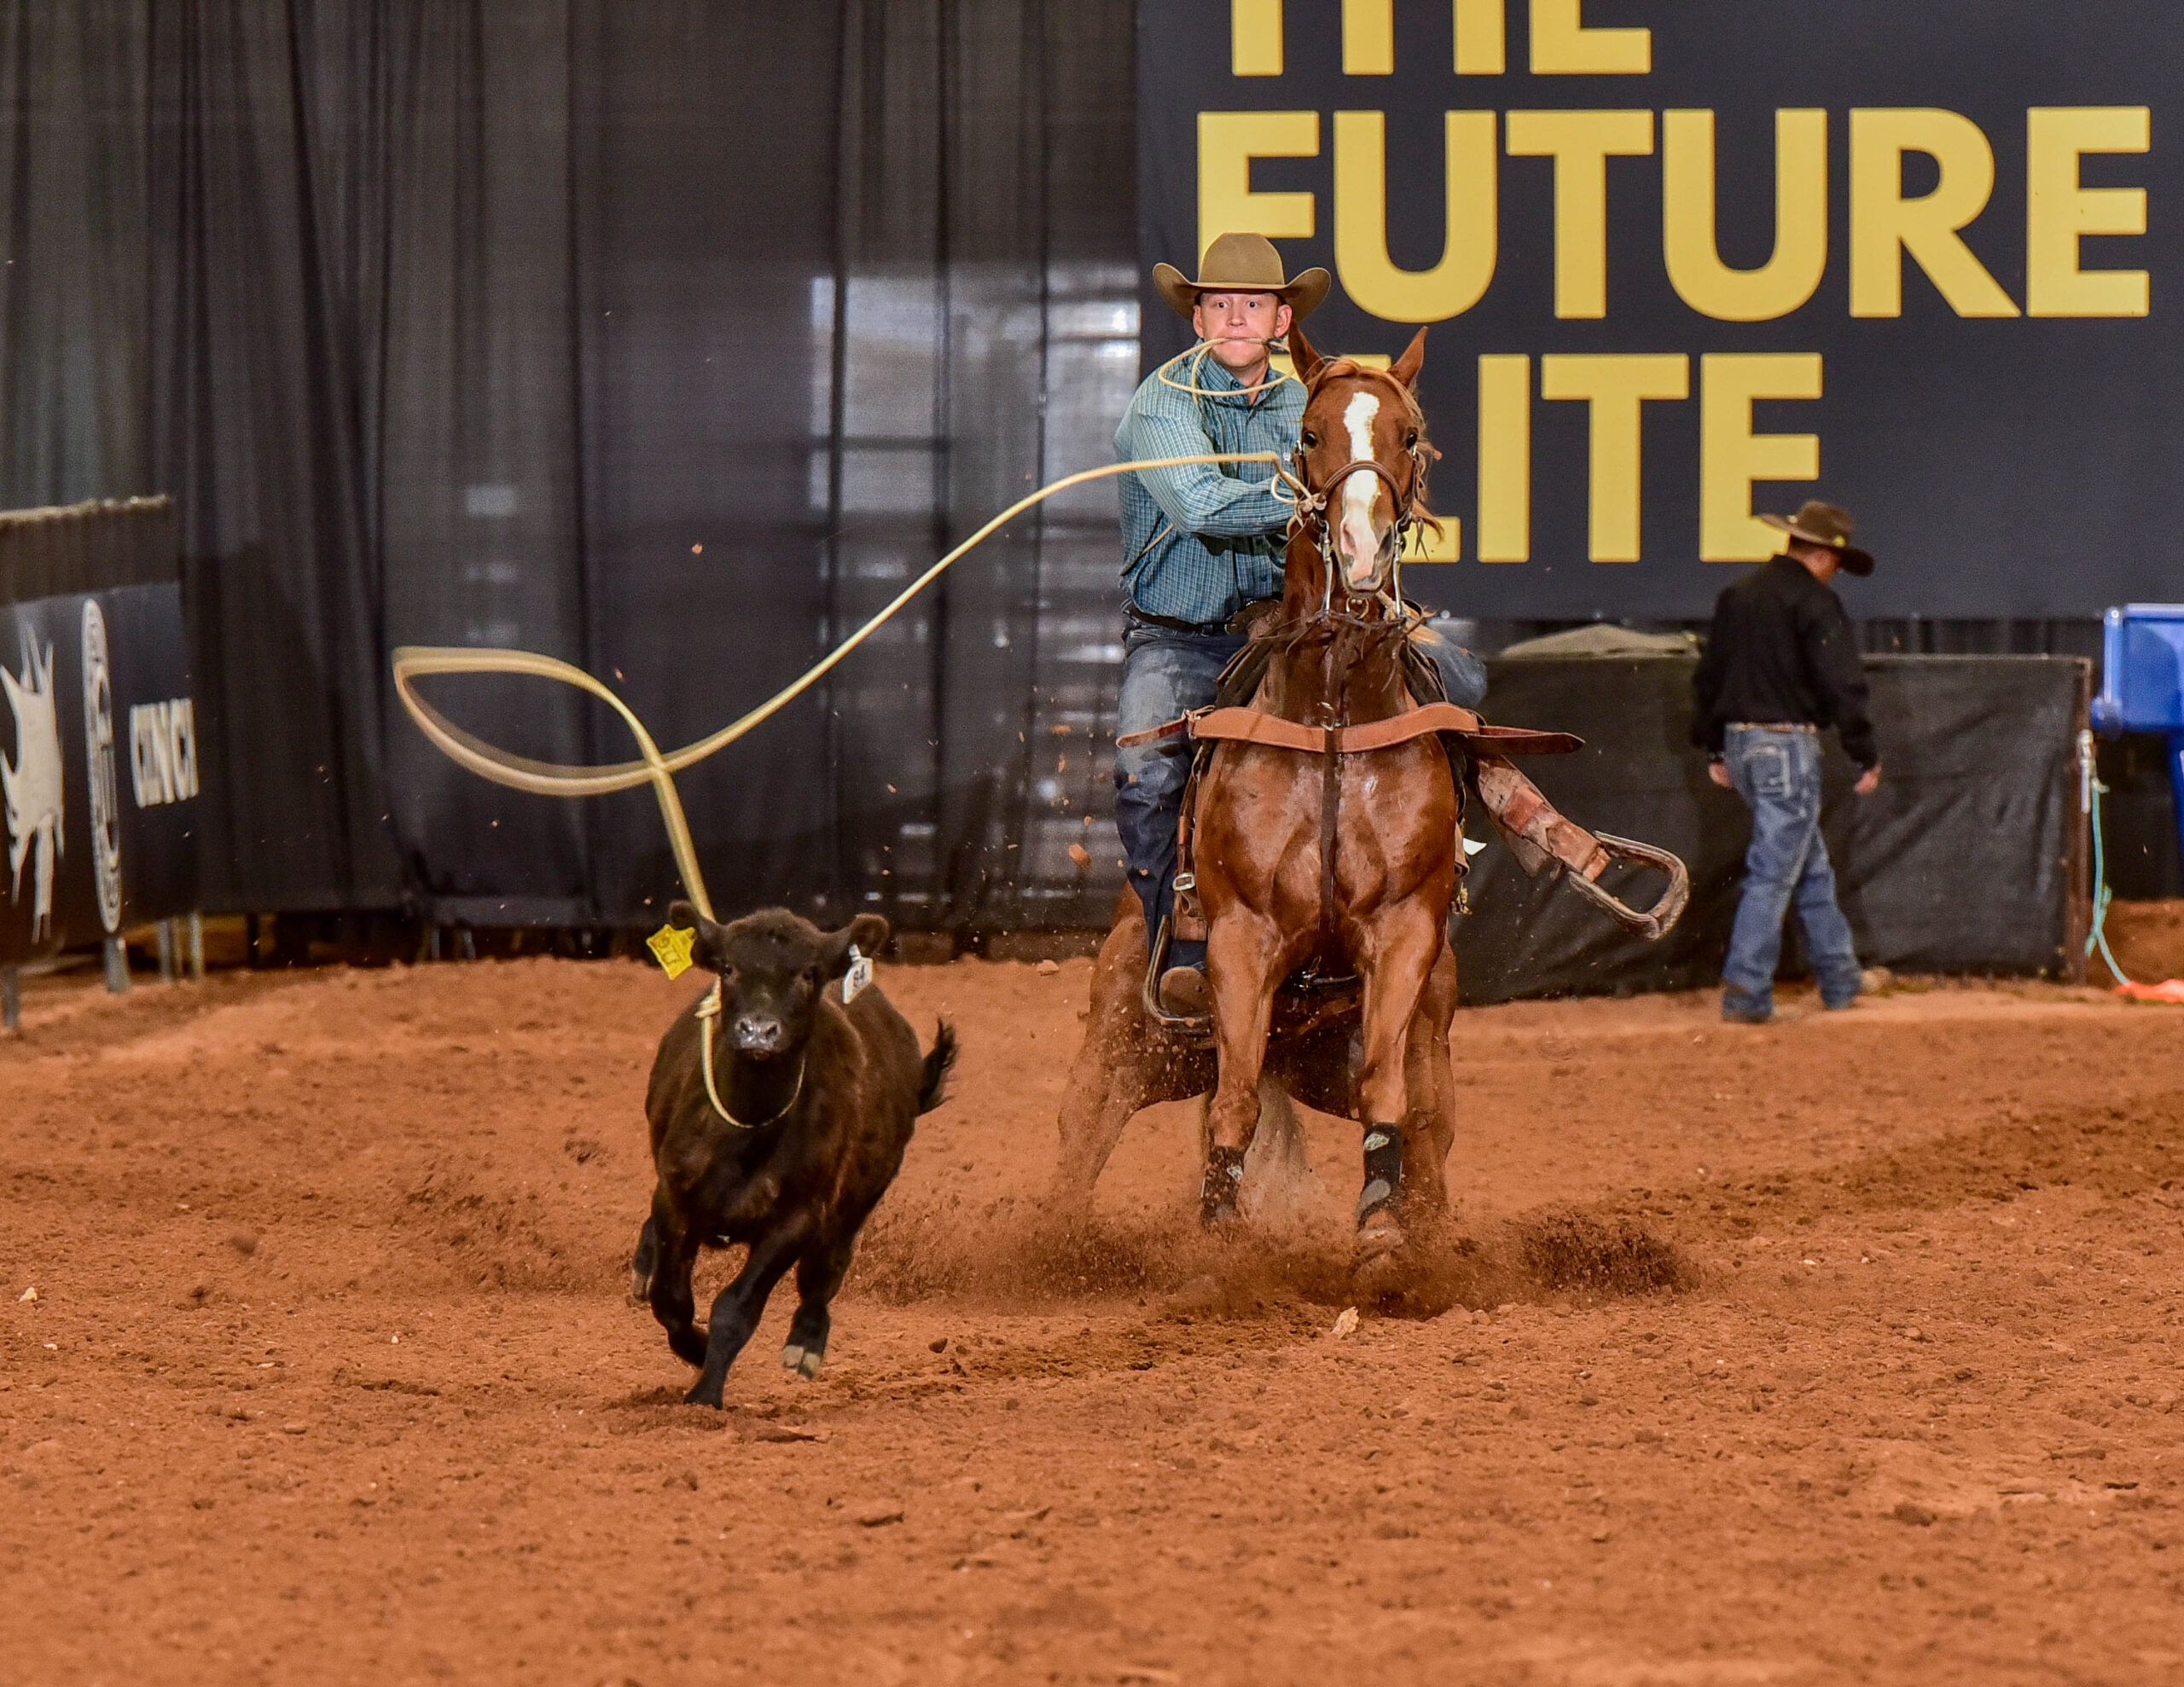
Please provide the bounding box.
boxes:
[1112,615,1489,966]
[1720,726,1863,1017]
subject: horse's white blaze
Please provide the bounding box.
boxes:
[1339,390,1382,587]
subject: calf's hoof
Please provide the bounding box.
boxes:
[629,1220,659,1306]
[682,1380,725,1410]
[665,1325,710,1368]
[781,1342,825,1379]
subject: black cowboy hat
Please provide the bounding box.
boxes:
[1153,232,1330,322]
[1759,500,1873,577]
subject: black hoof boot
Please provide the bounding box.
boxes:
[1200,1144,1248,1226]
[1356,1122,1405,1258]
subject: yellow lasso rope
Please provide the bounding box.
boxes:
[392,451,1281,922]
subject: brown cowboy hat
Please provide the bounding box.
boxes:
[1153,231,1330,322]
[1759,499,1874,577]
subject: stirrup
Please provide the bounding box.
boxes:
[1141,913,1214,1041]
[1560,832,1691,942]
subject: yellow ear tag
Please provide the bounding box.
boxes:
[647,924,698,979]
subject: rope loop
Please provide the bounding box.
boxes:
[1152,339,1304,403]
[392,451,1281,919]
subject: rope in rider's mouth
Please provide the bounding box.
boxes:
[1153,334,1303,403]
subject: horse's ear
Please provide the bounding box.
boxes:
[1287,319,1325,386]
[1390,326,1429,390]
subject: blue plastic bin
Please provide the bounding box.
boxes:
[2092,605,2184,871]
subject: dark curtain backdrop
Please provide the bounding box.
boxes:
[0,0,1140,929]
[3,2,2168,930]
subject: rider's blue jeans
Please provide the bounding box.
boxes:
[1112,615,1488,965]
[1719,725,1862,1015]
[1114,622,1246,964]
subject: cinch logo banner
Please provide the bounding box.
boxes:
[128,699,200,809]
[1137,2,2173,619]
[0,584,201,966]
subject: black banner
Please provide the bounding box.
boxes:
[1453,652,2091,1002]
[0,585,200,965]
[1139,2,2178,619]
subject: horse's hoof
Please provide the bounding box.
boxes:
[783,1343,824,1379]
[1199,1144,1248,1226]
[1356,1204,1406,1260]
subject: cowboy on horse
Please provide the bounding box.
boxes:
[1112,233,1488,1022]
[1062,235,1689,1261]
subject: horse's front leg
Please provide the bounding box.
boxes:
[1351,901,1443,1257]
[1199,910,1284,1225]
[1400,940,1461,1223]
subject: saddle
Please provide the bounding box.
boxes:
[1119,616,1690,1036]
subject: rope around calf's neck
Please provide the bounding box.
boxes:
[694,979,806,1129]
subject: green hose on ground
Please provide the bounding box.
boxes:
[2086,749,2133,987]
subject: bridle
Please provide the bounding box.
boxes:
[1258,363,1443,957]
[1276,362,1439,618]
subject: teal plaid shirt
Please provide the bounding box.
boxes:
[1113,355,1304,626]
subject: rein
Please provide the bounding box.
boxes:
[694,981,806,1130]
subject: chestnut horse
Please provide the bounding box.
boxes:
[1192,324,1455,1258]
[1054,323,1464,1259]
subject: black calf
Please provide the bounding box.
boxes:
[631,902,955,1407]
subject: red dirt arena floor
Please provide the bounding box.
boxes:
[3,938,2182,1686]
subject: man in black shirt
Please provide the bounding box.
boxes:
[1691,501,1882,1024]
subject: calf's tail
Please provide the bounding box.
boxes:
[917,1019,959,1114]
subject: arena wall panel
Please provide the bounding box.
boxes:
[1453,653,2093,1003]
[0,583,201,965]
